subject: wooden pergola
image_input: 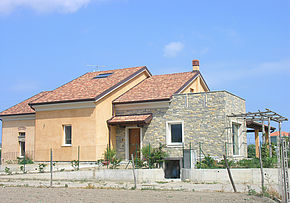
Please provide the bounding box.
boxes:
[228,109,288,158]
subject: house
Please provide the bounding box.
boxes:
[270,131,290,144]
[0,60,247,165]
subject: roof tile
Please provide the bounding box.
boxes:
[31,66,147,105]
[113,71,199,103]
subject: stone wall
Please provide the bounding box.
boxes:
[115,91,246,160]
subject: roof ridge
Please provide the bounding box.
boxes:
[152,70,198,77]
[87,66,146,74]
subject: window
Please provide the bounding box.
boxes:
[190,88,194,93]
[166,121,184,146]
[18,132,26,157]
[232,123,240,155]
[63,125,72,145]
[19,132,25,137]
[19,141,25,157]
[93,72,113,79]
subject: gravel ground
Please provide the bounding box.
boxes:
[0,187,275,203]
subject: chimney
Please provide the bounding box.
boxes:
[192,59,199,71]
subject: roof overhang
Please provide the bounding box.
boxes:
[107,114,153,126]
[246,120,276,133]
[0,113,35,121]
[31,100,96,112]
[114,100,170,111]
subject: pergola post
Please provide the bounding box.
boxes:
[255,128,260,158]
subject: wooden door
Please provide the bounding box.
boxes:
[129,128,140,160]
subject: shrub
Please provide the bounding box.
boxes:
[17,155,34,165]
[103,147,121,169]
[197,154,218,169]
[142,143,167,168]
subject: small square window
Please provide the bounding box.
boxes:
[63,125,72,145]
[166,121,184,146]
[190,88,194,93]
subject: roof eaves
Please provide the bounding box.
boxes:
[30,98,95,106]
[113,98,170,105]
[199,72,210,91]
[174,71,200,94]
[0,112,35,118]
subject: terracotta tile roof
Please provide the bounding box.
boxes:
[0,91,50,116]
[113,71,199,104]
[107,114,152,125]
[270,131,290,137]
[30,66,148,105]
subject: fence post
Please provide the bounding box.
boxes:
[148,143,151,169]
[77,146,80,170]
[50,148,53,187]
[199,142,202,169]
[106,144,108,169]
[190,142,192,169]
[223,155,237,192]
[135,144,138,168]
[259,142,265,193]
[225,142,228,158]
[23,153,26,173]
[131,154,137,189]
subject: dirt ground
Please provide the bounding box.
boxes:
[0,187,275,203]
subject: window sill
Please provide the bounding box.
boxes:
[61,144,72,147]
[166,143,183,148]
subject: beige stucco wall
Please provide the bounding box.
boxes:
[181,76,208,93]
[34,108,97,161]
[34,71,149,161]
[95,71,149,159]
[1,117,35,163]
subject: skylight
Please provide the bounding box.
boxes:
[93,72,113,79]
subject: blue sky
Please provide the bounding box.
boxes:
[0,0,289,144]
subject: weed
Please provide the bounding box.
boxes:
[64,184,68,188]
[38,163,47,173]
[247,185,257,196]
[4,167,12,175]
[71,160,79,171]
[85,183,95,189]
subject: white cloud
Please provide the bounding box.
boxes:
[0,0,92,14]
[163,41,184,58]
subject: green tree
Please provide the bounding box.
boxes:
[247,144,256,158]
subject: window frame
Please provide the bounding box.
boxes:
[232,122,241,156]
[166,121,184,147]
[63,125,72,146]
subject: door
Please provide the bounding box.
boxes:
[129,128,140,160]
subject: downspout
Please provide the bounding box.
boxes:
[108,103,116,149]
[28,103,36,161]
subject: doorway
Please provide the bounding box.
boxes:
[128,128,140,160]
[165,159,181,179]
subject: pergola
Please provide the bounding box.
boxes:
[228,108,288,158]
[228,109,289,202]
